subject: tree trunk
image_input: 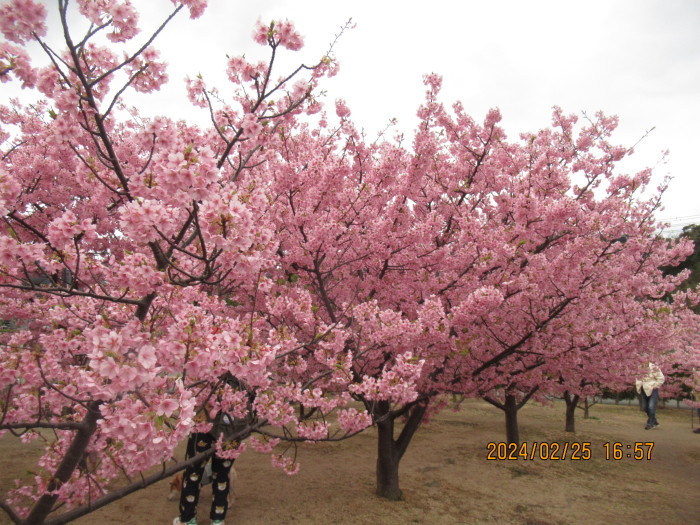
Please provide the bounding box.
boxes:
[484,388,538,446]
[22,401,101,525]
[376,414,402,500]
[19,295,154,524]
[373,400,427,501]
[503,395,520,445]
[563,391,579,433]
[42,449,215,524]
[583,397,590,419]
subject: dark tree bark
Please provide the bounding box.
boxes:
[563,391,580,433]
[21,401,102,525]
[503,395,520,445]
[14,293,159,524]
[484,387,539,446]
[373,400,427,500]
[42,449,216,525]
[582,397,591,419]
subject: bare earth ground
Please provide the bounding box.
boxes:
[2,399,699,525]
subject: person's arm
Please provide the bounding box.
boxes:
[653,366,664,387]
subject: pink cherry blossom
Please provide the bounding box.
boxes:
[0,0,47,44]
[1,1,698,522]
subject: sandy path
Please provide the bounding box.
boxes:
[1,399,698,524]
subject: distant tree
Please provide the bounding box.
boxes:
[663,224,700,312]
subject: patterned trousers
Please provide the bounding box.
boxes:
[178,432,234,522]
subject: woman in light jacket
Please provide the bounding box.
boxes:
[635,362,665,430]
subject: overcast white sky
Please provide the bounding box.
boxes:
[7,0,700,234]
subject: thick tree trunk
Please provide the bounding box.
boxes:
[563,391,579,433]
[376,415,402,500]
[22,401,101,525]
[484,387,538,446]
[373,400,427,501]
[503,395,520,445]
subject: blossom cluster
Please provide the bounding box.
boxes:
[252,19,304,51]
[0,0,47,44]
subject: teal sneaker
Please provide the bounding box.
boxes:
[172,518,197,525]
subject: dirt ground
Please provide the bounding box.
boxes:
[2,399,699,525]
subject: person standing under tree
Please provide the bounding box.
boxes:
[173,427,238,525]
[635,362,665,430]
[174,375,250,525]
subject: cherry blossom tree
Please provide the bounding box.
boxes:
[476,263,697,441]
[455,106,699,444]
[2,1,699,520]
[480,112,695,437]
[264,72,699,497]
[0,2,369,523]
[255,72,537,499]
[261,106,428,500]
